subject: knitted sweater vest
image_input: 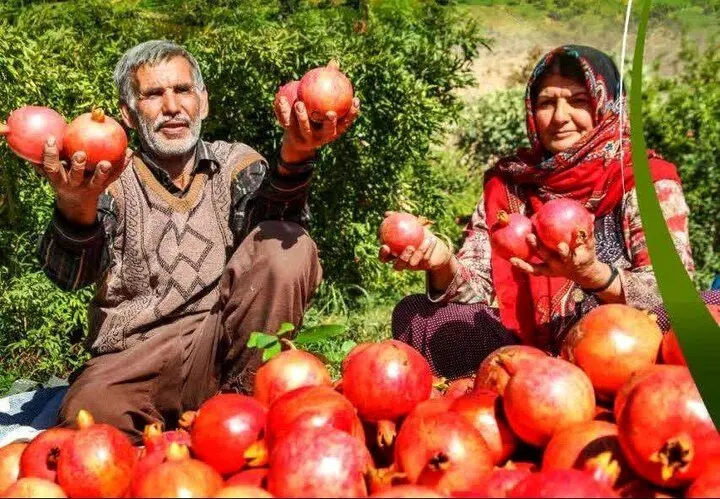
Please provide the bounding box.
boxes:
[87,141,264,355]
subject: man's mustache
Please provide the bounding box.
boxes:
[154,116,192,131]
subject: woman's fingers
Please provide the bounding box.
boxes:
[409,235,434,268]
[527,233,552,262]
[510,257,549,276]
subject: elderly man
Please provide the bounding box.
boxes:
[36,40,358,442]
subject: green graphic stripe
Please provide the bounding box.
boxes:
[630,0,720,426]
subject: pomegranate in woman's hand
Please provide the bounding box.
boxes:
[379,213,425,257]
[0,106,66,164]
[508,469,617,498]
[298,63,354,122]
[133,443,224,498]
[617,365,719,488]
[450,390,518,465]
[187,394,266,476]
[0,477,67,498]
[394,411,494,494]
[254,349,332,407]
[275,80,300,108]
[473,345,548,396]
[0,442,28,493]
[56,410,136,498]
[267,426,372,498]
[561,304,663,400]
[342,340,432,447]
[502,356,595,447]
[19,428,74,482]
[490,211,534,261]
[63,108,128,169]
[532,198,594,251]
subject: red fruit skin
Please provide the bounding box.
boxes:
[687,464,720,498]
[401,398,455,428]
[19,428,74,482]
[503,357,595,447]
[473,345,548,396]
[342,340,433,423]
[454,468,531,498]
[63,109,128,169]
[265,385,365,451]
[450,390,518,465]
[134,457,224,498]
[190,394,266,476]
[379,213,425,257]
[253,349,331,407]
[214,484,274,498]
[370,485,445,497]
[275,80,300,108]
[298,66,354,122]
[226,468,268,488]
[0,442,27,494]
[613,366,661,422]
[444,378,475,400]
[2,106,66,164]
[490,212,534,261]
[394,411,494,495]
[508,469,618,498]
[342,342,373,373]
[561,304,663,400]
[532,198,594,251]
[0,477,67,498]
[617,365,720,488]
[267,427,372,498]
[661,305,720,367]
[130,429,192,497]
[56,422,136,498]
[542,420,632,486]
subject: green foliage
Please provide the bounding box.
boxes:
[0,0,486,382]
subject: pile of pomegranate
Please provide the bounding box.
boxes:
[2,304,718,498]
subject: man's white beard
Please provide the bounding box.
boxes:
[135,110,202,159]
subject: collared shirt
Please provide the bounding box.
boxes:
[37,140,316,291]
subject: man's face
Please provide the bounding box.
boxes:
[122,55,208,158]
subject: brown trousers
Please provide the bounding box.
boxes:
[57,221,322,443]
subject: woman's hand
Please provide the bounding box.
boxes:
[509,232,613,289]
[378,212,454,273]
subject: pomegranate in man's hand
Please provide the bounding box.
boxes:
[0,106,67,164]
[298,63,354,122]
[63,108,128,169]
[275,80,300,109]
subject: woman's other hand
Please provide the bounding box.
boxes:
[378,223,454,273]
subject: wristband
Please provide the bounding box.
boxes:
[581,265,619,294]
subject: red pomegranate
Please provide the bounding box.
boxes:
[473,345,548,396]
[214,484,273,498]
[133,442,224,498]
[56,410,136,498]
[0,442,27,493]
[264,385,365,451]
[0,477,66,498]
[266,426,372,498]
[502,461,539,473]
[226,468,268,488]
[617,365,719,488]
[613,366,661,421]
[444,377,476,400]
[454,468,531,498]
[394,411,494,494]
[661,305,720,367]
[19,428,74,483]
[342,342,373,373]
[450,390,518,465]
[187,394,266,476]
[508,469,617,498]
[687,465,720,498]
[253,349,331,407]
[561,304,662,400]
[379,213,425,257]
[542,421,631,487]
[0,106,66,164]
[370,484,445,497]
[297,63,354,122]
[616,479,676,498]
[532,198,594,251]
[275,80,300,109]
[502,356,595,447]
[63,108,127,169]
[490,211,534,261]
[130,423,192,496]
[342,340,432,443]
[594,405,615,423]
[401,398,455,429]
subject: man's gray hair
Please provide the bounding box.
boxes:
[113,40,205,110]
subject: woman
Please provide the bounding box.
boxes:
[381,45,719,380]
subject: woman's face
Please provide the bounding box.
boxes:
[534,73,595,154]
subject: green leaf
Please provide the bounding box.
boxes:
[248,332,278,350]
[293,324,348,345]
[262,342,282,362]
[276,322,295,337]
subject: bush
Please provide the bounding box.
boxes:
[0,0,487,381]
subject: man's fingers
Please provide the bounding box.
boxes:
[378,245,395,263]
[67,151,87,188]
[294,101,312,140]
[42,135,67,186]
[274,95,292,129]
[337,98,360,135]
[322,111,338,140]
[90,160,112,188]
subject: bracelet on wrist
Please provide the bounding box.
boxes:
[581,265,619,294]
